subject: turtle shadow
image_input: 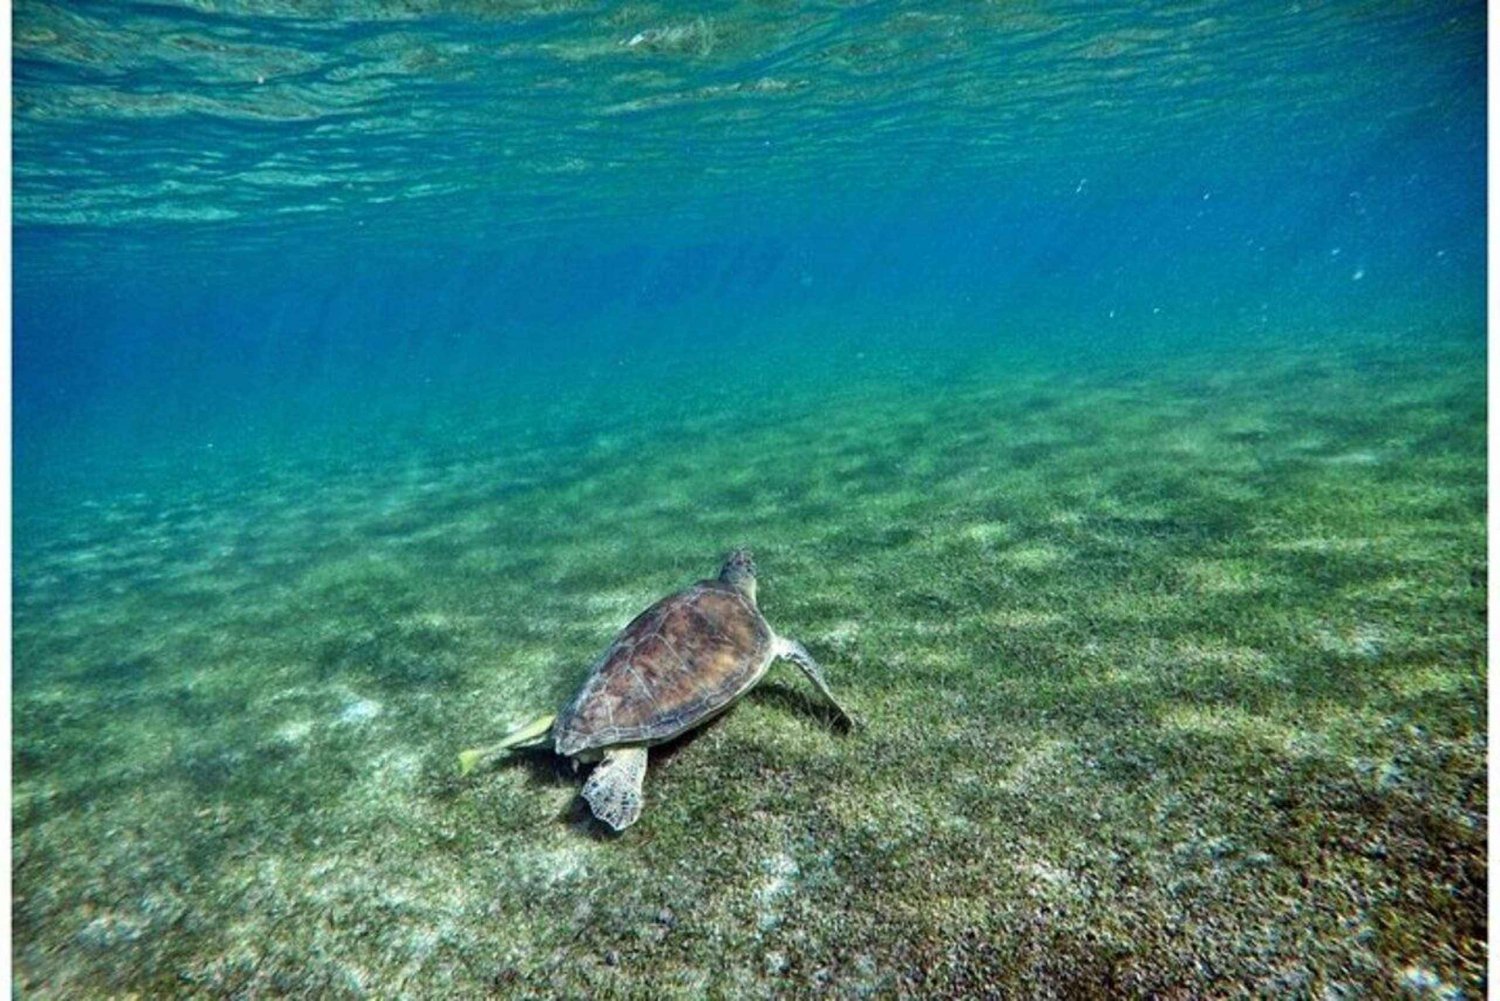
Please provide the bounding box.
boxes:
[749,681,856,735]
[497,746,578,790]
[650,710,725,765]
[484,749,630,841]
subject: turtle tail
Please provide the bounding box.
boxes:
[457,713,557,775]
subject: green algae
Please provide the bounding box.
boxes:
[12,325,1485,997]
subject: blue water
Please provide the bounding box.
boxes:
[15,0,1484,487]
[10,3,1490,995]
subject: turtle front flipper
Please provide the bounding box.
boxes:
[457,713,557,775]
[773,637,860,729]
[581,746,648,831]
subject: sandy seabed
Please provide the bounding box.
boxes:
[13,325,1485,998]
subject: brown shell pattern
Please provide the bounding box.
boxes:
[553,581,772,756]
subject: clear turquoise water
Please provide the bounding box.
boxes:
[15,1,1484,469]
[12,2,1488,996]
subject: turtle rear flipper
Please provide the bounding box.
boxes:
[457,713,557,775]
[581,746,648,831]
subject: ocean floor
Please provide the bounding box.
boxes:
[12,324,1486,997]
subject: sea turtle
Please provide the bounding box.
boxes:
[458,548,856,831]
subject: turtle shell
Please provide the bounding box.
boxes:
[553,580,773,757]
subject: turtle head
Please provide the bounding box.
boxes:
[718,547,757,602]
